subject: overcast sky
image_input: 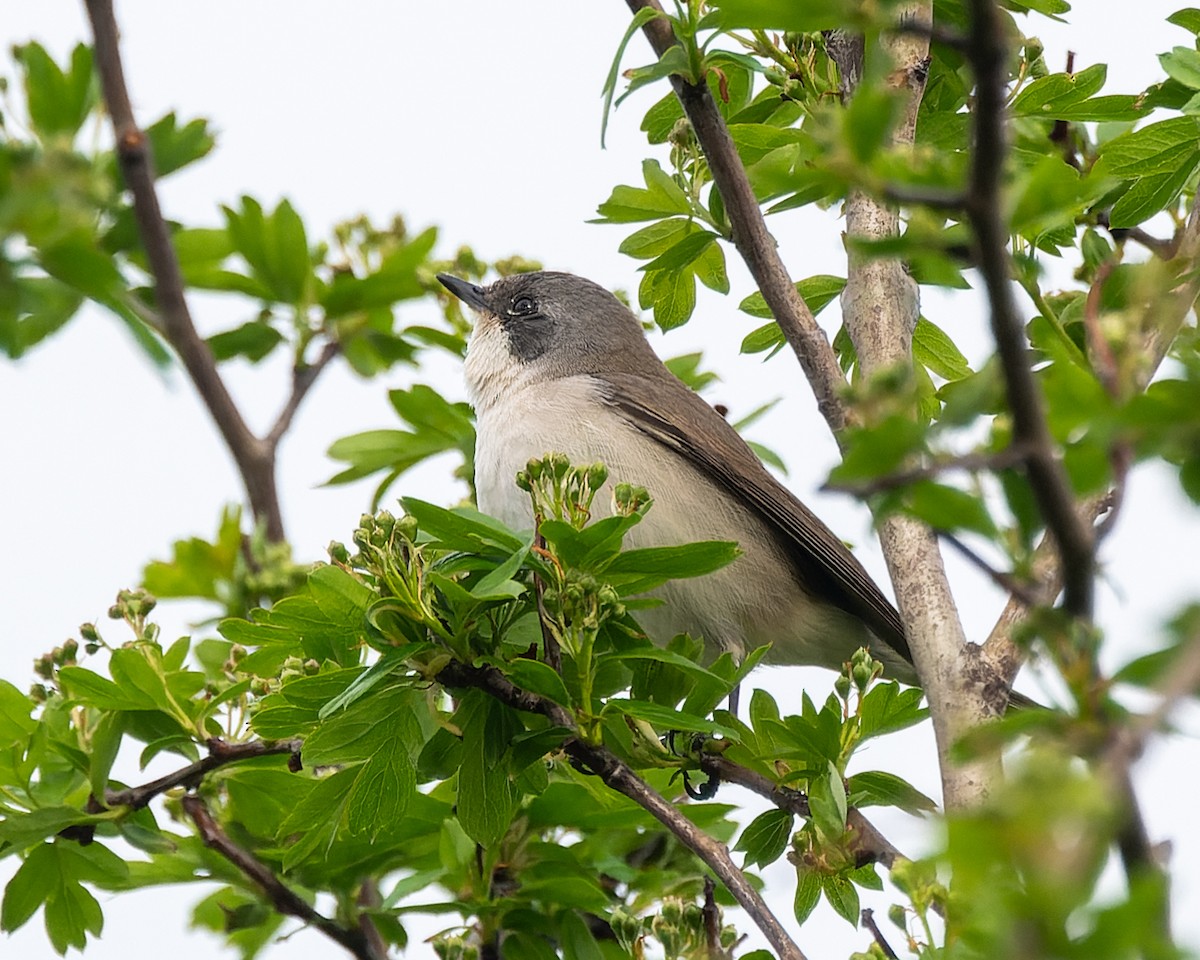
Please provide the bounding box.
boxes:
[3,2,1198,958]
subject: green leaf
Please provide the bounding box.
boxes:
[735,808,794,868]
[822,873,861,925]
[470,546,529,600]
[1010,63,1106,117]
[913,316,972,381]
[143,113,216,177]
[594,160,693,223]
[1097,117,1200,227]
[401,498,524,553]
[89,712,126,801]
[600,5,667,147]
[15,43,95,139]
[0,681,37,745]
[223,197,311,303]
[603,540,739,593]
[847,770,937,814]
[618,218,694,258]
[346,739,416,840]
[607,699,739,739]
[505,659,573,707]
[1169,8,1200,33]
[456,691,520,847]
[793,868,822,924]
[2,843,56,932]
[901,481,997,536]
[1160,46,1200,90]
[858,683,928,741]
[643,267,697,331]
[710,0,850,31]
[559,909,605,960]
[638,231,718,273]
[206,320,284,363]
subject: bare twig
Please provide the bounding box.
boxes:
[624,0,850,434]
[102,738,302,810]
[437,660,808,960]
[861,908,901,960]
[265,340,342,448]
[939,533,1041,607]
[702,877,727,959]
[182,795,383,960]
[962,0,1096,620]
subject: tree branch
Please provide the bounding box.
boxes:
[182,795,384,960]
[624,0,850,434]
[102,738,302,810]
[962,0,1095,621]
[265,340,342,450]
[437,660,808,960]
[84,0,339,541]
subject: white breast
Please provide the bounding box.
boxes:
[470,369,878,672]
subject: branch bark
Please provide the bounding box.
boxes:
[962,0,1096,621]
[625,0,851,434]
[183,795,385,960]
[102,737,302,810]
[437,660,808,960]
[83,0,340,542]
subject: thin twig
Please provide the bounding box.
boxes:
[624,0,850,435]
[84,0,286,541]
[102,738,302,810]
[861,908,901,960]
[939,533,1041,607]
[437,660,808,960]
[265,340,342,449]
[962,0,1096,620]
[823,443,1032,496]
[702,877,727,959]
[182,795,383,960]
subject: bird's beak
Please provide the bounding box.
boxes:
[437,274,489,313]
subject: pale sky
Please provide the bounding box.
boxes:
[2,2,1198,958]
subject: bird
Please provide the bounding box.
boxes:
[437,270,917,685]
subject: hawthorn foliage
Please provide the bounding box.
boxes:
[2,2,1200,959]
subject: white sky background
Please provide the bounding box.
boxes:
[2,1,1198,958]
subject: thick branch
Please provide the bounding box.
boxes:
[438,661,807,960]
[102,738,302,810]
[84,0,312,542]
[963,0,1095,620]
[183,795,383,960]
[625,0,850,434]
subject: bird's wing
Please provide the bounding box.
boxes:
[600,371,911,664]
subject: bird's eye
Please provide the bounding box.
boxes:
[511,296,536,315]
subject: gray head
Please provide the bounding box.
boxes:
[438,272,661,403]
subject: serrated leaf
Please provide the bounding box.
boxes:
[793,868,822,924]
[735,808,794,868]
[822,874,861,925]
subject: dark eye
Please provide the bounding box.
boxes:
[511,296,536,315]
